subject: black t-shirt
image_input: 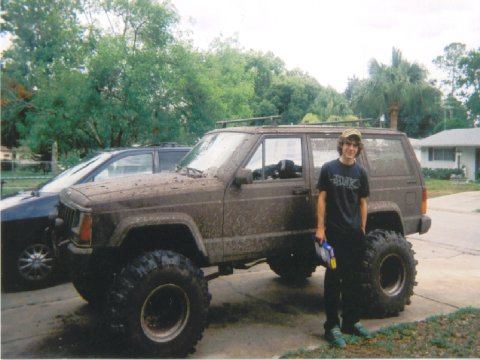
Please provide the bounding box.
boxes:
[317,159,370,234]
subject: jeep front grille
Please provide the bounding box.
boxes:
[58,202,80,230]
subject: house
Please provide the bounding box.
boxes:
[0,146,14,161]
[419,128,480,181]
[408,138,421,161]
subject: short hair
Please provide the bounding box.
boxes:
[337,135,363,157]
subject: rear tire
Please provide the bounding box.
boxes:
[267,248,317,281]
[105,250,211,357]
[360,230,417,317]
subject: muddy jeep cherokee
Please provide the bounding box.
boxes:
[55,120,431,357]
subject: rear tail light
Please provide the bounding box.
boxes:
[422,188,427,214]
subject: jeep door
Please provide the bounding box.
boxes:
[223,135,313,262]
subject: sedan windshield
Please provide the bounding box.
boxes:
[177,132,250,176]
[39,153,112,193]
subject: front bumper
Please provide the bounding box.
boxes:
[419,215,432,234]
[55,238,93,277]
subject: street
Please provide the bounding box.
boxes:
[1,192,479,358]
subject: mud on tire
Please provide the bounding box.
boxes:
[104,250,211,358]
[360,229,417,317]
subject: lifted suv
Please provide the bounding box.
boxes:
[55,119,431,357]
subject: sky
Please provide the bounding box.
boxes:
[1,0,479,93]
[171,0,480,92]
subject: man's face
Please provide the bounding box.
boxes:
[342,137,360,160]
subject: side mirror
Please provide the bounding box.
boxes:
[234,168,253,186]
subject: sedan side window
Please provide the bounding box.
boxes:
[159,151,187,171]
[95,153,153,181]
[245,138,303,181]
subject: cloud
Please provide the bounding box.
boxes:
[173,0,480,91]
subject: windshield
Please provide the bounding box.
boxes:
[39,153,112,193]
[177,132,250,176]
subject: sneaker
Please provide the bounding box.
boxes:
[325,326,347,348]
[342,322,372,338]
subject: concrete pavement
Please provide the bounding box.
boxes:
[427,190,480,213]
[1,192,479,358]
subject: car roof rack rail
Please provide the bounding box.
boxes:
[216,115,282,128]
[310,118,376,127]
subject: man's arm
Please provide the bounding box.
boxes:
[315,191,327,243]
[359,197,368,234]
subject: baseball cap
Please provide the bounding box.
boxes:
[341,128,362,140]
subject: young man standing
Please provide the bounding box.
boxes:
[315,128,371,347]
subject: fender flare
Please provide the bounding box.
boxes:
[367,201,405,234]
[109,212,208,258]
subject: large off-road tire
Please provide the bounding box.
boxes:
[104,250,211,358]
[360,229,417,317]
[267,248,317,281]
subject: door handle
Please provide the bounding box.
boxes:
[292,187,309,195]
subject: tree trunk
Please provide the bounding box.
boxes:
[388,104,399,130]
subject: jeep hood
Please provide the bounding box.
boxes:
[60,172,223,211]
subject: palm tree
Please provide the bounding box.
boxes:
[364,48,428,129]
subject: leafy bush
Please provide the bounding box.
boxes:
[422,168,464,180]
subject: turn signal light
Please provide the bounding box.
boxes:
[79,214,92,245]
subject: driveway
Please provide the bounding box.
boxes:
[1,192,479,358]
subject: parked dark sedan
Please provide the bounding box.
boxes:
[1,144,191,290]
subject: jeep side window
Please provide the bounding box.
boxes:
[311,137,338,180]
[363,138,411,176]
[245,137,303,181]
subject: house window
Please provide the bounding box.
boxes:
[428,147,455,161]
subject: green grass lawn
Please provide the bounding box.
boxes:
[281,307,480,358]
[425,178,480,198]
[1,170,53,197]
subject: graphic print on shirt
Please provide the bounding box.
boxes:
[330,174,360,190]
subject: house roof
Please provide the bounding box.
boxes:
[420,128,480,147]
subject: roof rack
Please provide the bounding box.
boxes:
[309,118,376,127]
[216,115,282,128]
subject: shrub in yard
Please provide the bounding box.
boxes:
[422,168,464,180]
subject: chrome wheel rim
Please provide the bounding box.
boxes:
[18,244,54,281]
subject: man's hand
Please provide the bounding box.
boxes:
[315,228,326,244]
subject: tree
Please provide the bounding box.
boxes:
[309,86,354,121]
[433,42,466,97]
[354,48,432,130]
[458,47,480,120]
[1,0,86,149]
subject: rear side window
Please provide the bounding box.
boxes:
[364,138,411,177]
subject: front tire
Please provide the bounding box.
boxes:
[105,250,211,357]
[360,230,417,317]
[14,242,57,289]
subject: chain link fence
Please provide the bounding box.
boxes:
[1,160,55,197]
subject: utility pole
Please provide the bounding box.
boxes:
[52,141,58,176]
